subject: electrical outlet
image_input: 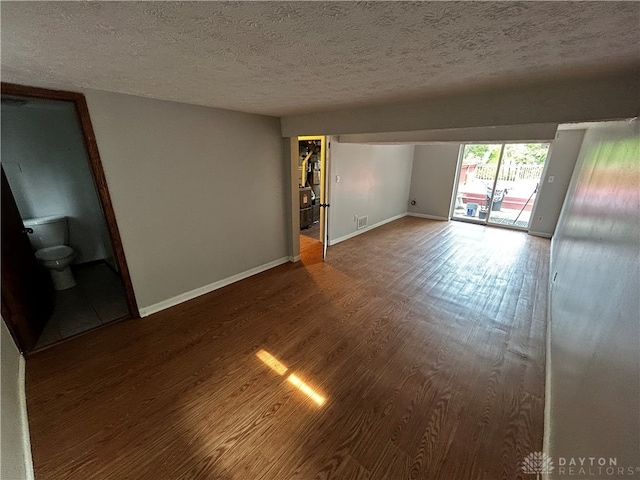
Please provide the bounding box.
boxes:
[336,175,340,183]
[538,216,543,222]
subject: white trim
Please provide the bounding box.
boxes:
[528,230,553,239]
[329,212,407,246]
[18,356,35,480]
[542,234,556,480]
[139,256,290,317]
[406,212,449,221]
[448,144,466,219]
[289,255,301,262]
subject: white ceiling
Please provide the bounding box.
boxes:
[2,1,638,117]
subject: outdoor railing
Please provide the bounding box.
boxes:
[474,163,544,183]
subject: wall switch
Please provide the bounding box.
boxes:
[336,175,340,183]
[548,175,555,183]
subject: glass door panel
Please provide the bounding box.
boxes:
[486,143,549,229]
[452,144,503,223]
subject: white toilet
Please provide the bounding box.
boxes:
[23,215,77,290]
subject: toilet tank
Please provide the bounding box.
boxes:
[23,215,69,250]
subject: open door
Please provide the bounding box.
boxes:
[1,168,54,352]
[1,82,139,352]
[298,136,330,261]
[321,137,331,260]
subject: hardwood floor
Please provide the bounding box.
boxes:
[26,217,549,480]
[300,234,323,265]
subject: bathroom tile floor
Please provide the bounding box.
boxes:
[35,262,129,349]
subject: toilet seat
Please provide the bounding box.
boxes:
[35,245,75,262]
[34,246,77,290]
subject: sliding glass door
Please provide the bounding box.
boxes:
[452,143,550,230]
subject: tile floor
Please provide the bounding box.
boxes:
[36,262,129,348]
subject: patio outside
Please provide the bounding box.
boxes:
[453,143,549,228]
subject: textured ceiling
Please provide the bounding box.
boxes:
[2,1,639,116]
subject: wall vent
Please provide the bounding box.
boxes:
[357,216,368,230]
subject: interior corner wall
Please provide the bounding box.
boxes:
[408,144,461,219]
[547,119,639,474]
[328,142,414,243]
[529,129,585,237]
[1,317,34,480]
[83,90,287,310]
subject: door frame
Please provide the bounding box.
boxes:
[298,135,327,244]
[289,135,331,261]
[1,82,140,333]
[450,141,549,232]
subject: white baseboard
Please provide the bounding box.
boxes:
[543,241,555,479]
[19,356,35,480]
[329,212,407,246]
[289,255,301,262]
[528,230,553,238]
[139,256,290,317]
[406,212,449,221]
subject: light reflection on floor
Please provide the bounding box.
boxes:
[256,349,288,376]
[255,349,326,406]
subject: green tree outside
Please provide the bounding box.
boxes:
[463,143,549,165]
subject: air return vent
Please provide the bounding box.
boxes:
[357,216,368,230]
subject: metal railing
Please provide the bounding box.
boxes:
[474,164,544,183]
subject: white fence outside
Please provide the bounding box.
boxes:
[475,164,544,183]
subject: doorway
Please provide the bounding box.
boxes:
[452,143,550,230]
[1,84,138,353]
[298,136,328,263]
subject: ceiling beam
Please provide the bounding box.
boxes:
[281,67,639,137]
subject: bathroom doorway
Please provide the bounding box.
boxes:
[1,83,138,353]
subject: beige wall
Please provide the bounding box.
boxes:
[1,319,33,480]
[328,142,413,243]
[529,129,586,237]
[547,120,639,473]
[281,69,639,137]
[84,90,287,312]
[408,144,461,219]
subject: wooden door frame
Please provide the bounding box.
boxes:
[1,82,139,326]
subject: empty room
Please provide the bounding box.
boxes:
[1,3,639,480]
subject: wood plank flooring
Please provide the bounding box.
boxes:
[25,217,549,480]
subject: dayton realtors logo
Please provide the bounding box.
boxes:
[522,453,640,478]
[522,452,554,480]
